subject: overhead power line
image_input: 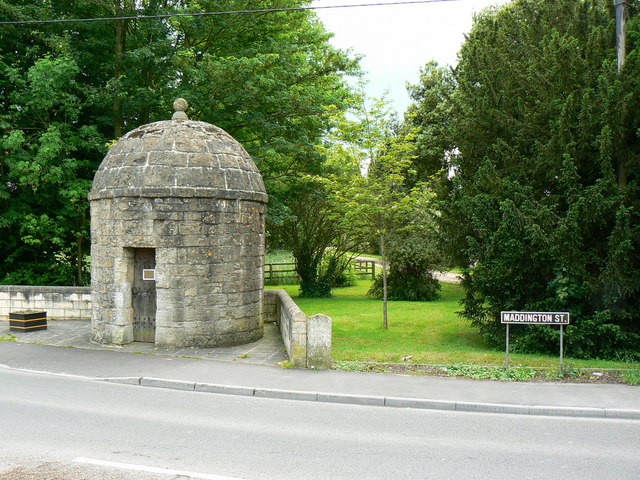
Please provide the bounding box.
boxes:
[0,0,463,25]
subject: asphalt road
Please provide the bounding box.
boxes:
[2,368,639,480]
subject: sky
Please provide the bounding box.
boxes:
[312,0,513,114]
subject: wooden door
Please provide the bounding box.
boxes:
[132,248,156,343]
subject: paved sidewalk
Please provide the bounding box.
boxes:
[2,319,286,365]
[1,320,639,420]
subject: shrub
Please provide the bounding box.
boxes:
[368,270,440,301]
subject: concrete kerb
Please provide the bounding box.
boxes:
[103,376,640,420]
[254,387,318,402]
[196,383,255,396]
[102,376,142,385]
[317,392,385,407]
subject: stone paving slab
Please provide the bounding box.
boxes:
[1,319,286,365]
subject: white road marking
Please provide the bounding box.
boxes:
[74,457,248,480]
[0,364,97,380]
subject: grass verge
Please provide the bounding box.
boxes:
[622,370,640,386]
[268,280,639,383]
[0,333,16,342]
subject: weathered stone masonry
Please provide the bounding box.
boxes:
[89,101,268,348]
[264,289,332,369]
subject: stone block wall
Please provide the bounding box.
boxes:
[264,289,332,369]
[0,286,92,320]
[263,290,280,323]
[88,117,268,349]
[90,195,265,347]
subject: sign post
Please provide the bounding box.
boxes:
[500,311,570,370]
[560,323,564,369]
[505,323,510,371]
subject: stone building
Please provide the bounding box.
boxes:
[89,99,267,348]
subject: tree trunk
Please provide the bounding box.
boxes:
[616,0,627,188]
[295,250,330,298]
[380,233,388,329]
[616,0,626,72]
[298,261,319,297]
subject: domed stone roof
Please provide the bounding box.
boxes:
[89,99,267,203]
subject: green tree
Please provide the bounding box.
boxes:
[167,0,359,181]
[421,0,640,359]
[367,203,443,302]
[0,55,105,284]
[404,61,456,184]
[268,175,358,297]
[0,0,359,285]
[325,92,440,327]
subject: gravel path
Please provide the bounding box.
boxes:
[355,256,461,284]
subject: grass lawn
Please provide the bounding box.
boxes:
[268,280,638,371]
[265,250,295,264]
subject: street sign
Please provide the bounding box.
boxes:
[501,311,570,325]
[500,311,571,370]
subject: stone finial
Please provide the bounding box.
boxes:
[172,98,189,120]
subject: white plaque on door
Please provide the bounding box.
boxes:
[142,269,156,281]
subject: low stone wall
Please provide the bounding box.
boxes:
[0,286,92,321]
[264,289,332,369]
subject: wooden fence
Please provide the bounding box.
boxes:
[264,260,376,284]
[352,260,376,279]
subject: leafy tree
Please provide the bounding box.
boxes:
[0,0,359,285]
[367,203,443,302]
[329,141,439,328]
[0,55,105,284]
[414,0,640,359]
[404,61,456,185]
[166,0,359,181]
[268,176,358,297]
[172,2,360,297]
[325,92,441,327]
